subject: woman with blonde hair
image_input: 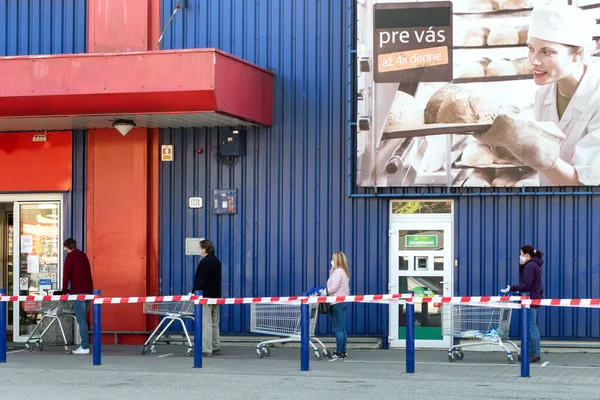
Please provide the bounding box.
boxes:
[327,251,350,361]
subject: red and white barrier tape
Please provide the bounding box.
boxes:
[0,295,97,302]
[2,294,600,308]
[406,296,527,304]
[522,299,600,307]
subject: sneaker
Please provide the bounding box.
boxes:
[73,346,90,355]
[202,352,213,357]
[341,352,348,359]
[530,355,541,363]
[212,349,221,356]
[329,352,342,361]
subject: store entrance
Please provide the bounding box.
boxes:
[0,195,63,342]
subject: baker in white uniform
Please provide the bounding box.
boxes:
[476,5,599,186]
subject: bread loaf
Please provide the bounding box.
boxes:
[453,0,497,13]
[463,171,493,187]
[511,57,532,75]
[423,85,465,124]
[518,25,529,45]
[383,91,424,132]
[461,143,497,166]
[487,26,519,46]
[499,0,532,10]
[486,59,517,77]
[436,91,500,124]
[455,63,486,79]
[460,27,490,47]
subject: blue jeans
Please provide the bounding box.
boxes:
[330,303,348,353]
[529,307,541,357]
[73,300,91,349]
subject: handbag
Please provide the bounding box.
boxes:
[318,302,331,314]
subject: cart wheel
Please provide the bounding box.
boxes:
[25,343,33,352]
[64,346,72,355]
[185,347,193,357]
[455,349,464,360]
[314,350,322,360]
[141,345,149,355]
[322,349,331,359]
[35,342,43,352]
[507,354,516,364]
[448,352,456,362]
[256,347,264,358]
[517,354,521,362]
[261,346,271,357]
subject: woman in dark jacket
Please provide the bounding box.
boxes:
[501,245,544,363]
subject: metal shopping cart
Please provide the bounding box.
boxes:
[250,302,329,360]
[24,300,77,354]
[141,301,195,356]
[443,302,521,364]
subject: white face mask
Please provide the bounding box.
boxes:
[331,260,335,268]
[519,255,527,264]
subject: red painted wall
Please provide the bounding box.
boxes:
[86,0,160,345]
[0,132,72,192]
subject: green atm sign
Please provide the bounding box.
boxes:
[405,235,438,248]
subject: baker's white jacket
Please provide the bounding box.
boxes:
[534,63,600,186]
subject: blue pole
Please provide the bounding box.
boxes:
[300,302,309,372]
[520,304,530,378]
[406,302,415,374]
[92,289,101,366]
[0,288,6,363]
[194,290,203,368]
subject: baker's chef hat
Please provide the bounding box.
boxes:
[528,5,596,48]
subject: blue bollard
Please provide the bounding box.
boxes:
[406,302,415,374]
[0,288,6,363]
[194,290,203,368]
[92,289,102,366]
[300,302,309,371]
[521,304,530,378]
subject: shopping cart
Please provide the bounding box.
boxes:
[141,301,195,356]
[250,302,329,360]
[23,300,77,354]
[443,302,521,364]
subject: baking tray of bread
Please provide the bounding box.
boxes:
[381,123,491,140]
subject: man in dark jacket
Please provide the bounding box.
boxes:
[193,239,222,356]
[61,238,94,355]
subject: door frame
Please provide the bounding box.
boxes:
[388,201,454,348]
[0,193,64,342]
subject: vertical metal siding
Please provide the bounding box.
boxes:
[0,0,87,56]
[160,0,600,341]
[456,195,600,340]
[160,0,386,336]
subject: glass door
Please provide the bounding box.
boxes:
[389,220,453,348]
[12,201,62,342]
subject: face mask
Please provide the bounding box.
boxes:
[519,255,527,264]
[331,260,335,268]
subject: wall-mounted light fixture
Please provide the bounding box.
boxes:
[113,119,136,136]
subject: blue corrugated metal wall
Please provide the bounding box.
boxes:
[160,0,600,340]
[0,0,87,56]
[159,0,387,336]
[0,0,87,242]
[456,196,600,339]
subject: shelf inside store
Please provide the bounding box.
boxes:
[454,9,532,17]
[381,123,491,141]
[454,44,527,50]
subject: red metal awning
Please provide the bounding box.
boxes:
[0,49,274,132]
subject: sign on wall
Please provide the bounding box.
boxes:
[356,0,600,188]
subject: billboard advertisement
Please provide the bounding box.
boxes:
[356,0,600,187]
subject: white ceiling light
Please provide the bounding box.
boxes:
[113,119,136,136]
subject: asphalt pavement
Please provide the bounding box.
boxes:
[1,344,599,400]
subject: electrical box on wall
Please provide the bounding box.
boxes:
[219,128,246,157]
[213,189,237,215]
